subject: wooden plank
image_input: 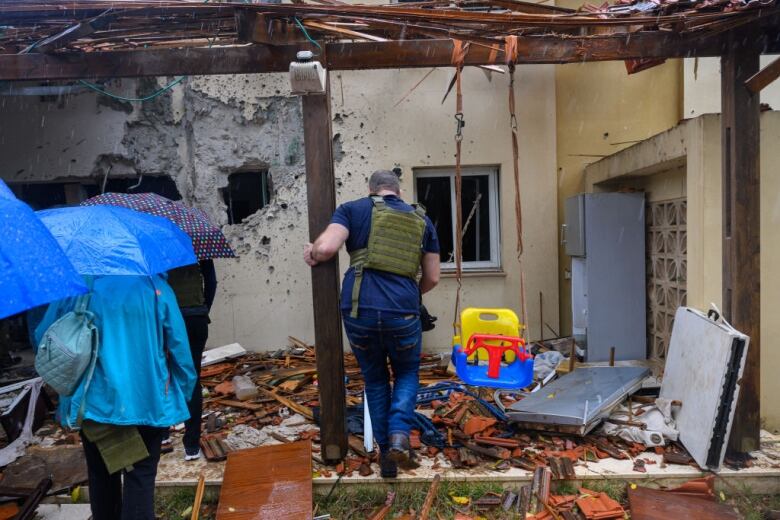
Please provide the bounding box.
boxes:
[29,9,115,54]
[215,399,265,412]
[467,0,575,14]
[721,35,761,453]
[304,20,388,42]
[191,472,206,520]
[5,30,780,82]
[745,55,780,93]
[627,486,740,519]
[0,45,299,81]
[419,474,442,520]
[216,441,313,520]
[302,82,348,463]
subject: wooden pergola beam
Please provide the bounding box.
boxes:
[745,55,780,93]
[2,31,778,82]
[301,80,348,464]
[722,35,761,453]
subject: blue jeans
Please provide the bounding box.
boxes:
[343,313,422,452]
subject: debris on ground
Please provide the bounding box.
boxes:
[3,334,779,519]
[3,335,717,481]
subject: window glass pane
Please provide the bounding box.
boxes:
[461,175,491,262]
[416,175,453,263]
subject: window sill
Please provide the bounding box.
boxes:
[441,269,506,278]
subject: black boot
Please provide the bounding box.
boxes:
[380,452,398,478]
[387,432,410,464]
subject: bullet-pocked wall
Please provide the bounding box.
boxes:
[0,66,559,352]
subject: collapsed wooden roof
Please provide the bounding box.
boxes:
[1,0,777,53]
[0,0,778,80]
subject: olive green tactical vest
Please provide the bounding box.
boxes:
[348,196,427,317]
[168,264,205,309]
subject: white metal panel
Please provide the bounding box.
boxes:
[563,194,585,257]
[571,257,588,333]
[201,342,247,367]
[660,307,749,469]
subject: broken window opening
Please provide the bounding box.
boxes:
[8,174,180,210]
[93,175,181,201]
[415,166,500,270]
[221,170,271,225]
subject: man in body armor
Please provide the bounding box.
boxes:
[304,170,440,478]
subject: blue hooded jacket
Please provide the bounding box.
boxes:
[36,275,196,428]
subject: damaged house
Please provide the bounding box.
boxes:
[3,1,780,517]
[0,68,560,353]
[1,0,780,454]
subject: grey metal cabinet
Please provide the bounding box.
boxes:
[563,194,585,257]
[566,193,646,362]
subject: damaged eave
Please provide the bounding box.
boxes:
[584,119,693,189]
[0,30,775,82]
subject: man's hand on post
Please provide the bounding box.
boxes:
[304,243,318,267]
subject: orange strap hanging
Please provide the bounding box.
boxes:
[505,36,523,258]
[452,39,467,335]
[505,36,528,338]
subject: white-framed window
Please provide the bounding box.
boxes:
[414,166,501,270]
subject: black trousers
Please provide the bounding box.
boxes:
[183,314,209,452]
[81,425,165,520]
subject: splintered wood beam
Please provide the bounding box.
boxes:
[722,35,761,453]
[303,20,388,42]
[1,29,778,82]
[745,55,780,93]
[0,44,300,81]
[301,79,348,464]
[30,9,115,54]
[467,0,575,15]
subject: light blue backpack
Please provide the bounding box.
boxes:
[35,291,99,424]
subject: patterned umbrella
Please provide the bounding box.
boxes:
[82,192,235,260]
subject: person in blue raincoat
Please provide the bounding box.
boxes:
[36,275,195,520]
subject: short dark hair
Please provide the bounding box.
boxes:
[368,170,400,195]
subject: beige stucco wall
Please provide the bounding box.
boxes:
[555,56,683,335]
[684,57,780,117]
[356,66,561,350]
[208,66,561,352]
[584,112,780,431]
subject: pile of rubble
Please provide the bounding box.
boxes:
[176,337,703,479]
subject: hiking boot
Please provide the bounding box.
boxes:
[380,453,397,479]
[387,433,410,464]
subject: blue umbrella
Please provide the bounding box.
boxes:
[38,206,197,276]
[0,180,88,320]
[0,181,13,199]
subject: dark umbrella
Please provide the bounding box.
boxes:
[82,192,235,260]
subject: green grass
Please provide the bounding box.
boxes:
[572,480,627,502]
[314,481,510,519]
[153,481,780,520]
[155,488,219,520]
[719,481,780,520]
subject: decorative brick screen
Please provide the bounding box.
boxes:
[647,198,687,361]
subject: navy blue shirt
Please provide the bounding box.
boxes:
[332,195,439,316]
